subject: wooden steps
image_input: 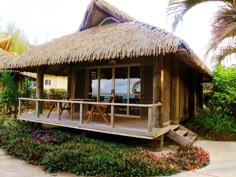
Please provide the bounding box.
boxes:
[166,124,197,146]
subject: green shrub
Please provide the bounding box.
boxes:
[0,114,18,128]
[194,109,236,133]
[207,65,236,114]
[0,71,18,116]
[0,123,210,177]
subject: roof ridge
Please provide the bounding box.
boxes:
[78,0,135,31]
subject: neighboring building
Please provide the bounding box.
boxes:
[44,74,67,90]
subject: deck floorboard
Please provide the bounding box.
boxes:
[18,111,171,140]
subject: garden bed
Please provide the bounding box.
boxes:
[206,131,236,141]
[0,118,210,177]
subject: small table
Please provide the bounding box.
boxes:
[70,98,95,120]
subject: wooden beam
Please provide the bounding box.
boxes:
[162,56,171,126]
[170,59,180,124]
[67,68,72,98]
[36,67,44,114]
[84,69,90,98]
[153,57,159,128]
[155,56,164,127]
[70,68,76,99]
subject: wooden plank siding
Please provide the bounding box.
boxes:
[140,65,153,117]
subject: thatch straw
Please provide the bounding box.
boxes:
[6,22,181,67]
[79,0,135,31]
[0,48,14,70]
[0,33,12,51]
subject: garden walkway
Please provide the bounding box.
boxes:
[0,140,235,177]
[171,140,236,177]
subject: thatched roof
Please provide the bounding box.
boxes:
[0,33,12,51]
[79,0,135,31]
[0,48,15,70]
[5,0,211,77]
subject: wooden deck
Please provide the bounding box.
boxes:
[18,111,177,140]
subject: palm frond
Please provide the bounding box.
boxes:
[211,46,236,65]
[167,0,233,31]
[208,3,236,51]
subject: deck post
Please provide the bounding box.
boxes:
[148,106,153,132]
[57,102,60,120]
[36,100,39,118]
[67,68,72,98]
[80,103,83,124]
[36,67,44,114]
[110,105,115,128]
[154,56,164,127]
[18,99,22,115]
[152,135,164,151]
[153,57,160,128]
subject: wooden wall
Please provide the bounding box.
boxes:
[171,59,202,122]
[141,65,153,117]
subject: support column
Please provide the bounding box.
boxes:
[199,79,203,109]
[162,56,171,127]
[153,56,160,128]
[193,73,198,115]
[67,68,72,99]
[70,67,76,99]
[84,69,89,98]
[36,67,44,114]
[171,59,180,124]
[154,56,164,127]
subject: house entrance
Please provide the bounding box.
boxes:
[88,66,141,116]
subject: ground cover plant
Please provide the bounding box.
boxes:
[0,117,210,177]
[189,65,236,140]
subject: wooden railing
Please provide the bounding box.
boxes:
[18,98,162,132]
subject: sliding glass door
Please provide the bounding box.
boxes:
[89,66,141,116]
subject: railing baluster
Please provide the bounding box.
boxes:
[110,105,114,128]
[57,102,60,120]
[148,106,153,132]
[36,100,39,118]
[18,99,22,115]
[80,103,83,124]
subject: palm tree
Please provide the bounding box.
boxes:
[167,0,236,65]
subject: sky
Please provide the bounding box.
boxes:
[0,0,235,67]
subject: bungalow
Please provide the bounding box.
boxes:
[5,0,211,150]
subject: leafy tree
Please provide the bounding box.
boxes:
[167,0,236,65]
[0,70,19,116]
[3,22,28,55]
[10,32,28,55]
[20,77,32,98]
[207,65,236,113]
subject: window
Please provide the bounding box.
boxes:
[89,66,141,116]
[45,79,51,86]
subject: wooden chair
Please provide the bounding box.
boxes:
[86,96,114,124]
[47,95,71,118]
